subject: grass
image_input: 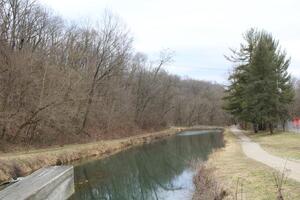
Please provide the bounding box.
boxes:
[247,131,300,161]
[206,129,300,200]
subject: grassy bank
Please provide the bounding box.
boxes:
[247,131,300,160]
[194,129,300,200]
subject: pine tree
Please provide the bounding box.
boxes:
[223,29,259,131]
[224,29,294,134]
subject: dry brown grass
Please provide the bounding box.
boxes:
[206,129,300,200]
[193,162,228,200]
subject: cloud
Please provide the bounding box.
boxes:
[41,0,300,83]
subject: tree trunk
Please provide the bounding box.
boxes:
[282,120,286,132]
[1,125,6,139]
[269,123,274,134]
[78,92,93,135]
[253,123,258,133]
[258,122,267,131]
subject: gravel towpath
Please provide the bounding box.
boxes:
[230,126,300,182]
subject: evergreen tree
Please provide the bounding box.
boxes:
[224,29,294,134]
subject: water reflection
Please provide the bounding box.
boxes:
[69,130,224,200]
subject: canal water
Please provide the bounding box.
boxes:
[69,129,224,200]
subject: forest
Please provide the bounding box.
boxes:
[0,0,228,149]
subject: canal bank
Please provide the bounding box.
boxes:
[193,128,300,200]
[0,126,221,186]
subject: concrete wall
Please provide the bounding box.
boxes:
[0,166,74,200]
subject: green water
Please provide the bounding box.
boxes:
[69,130,224,200]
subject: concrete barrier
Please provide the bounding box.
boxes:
[0,166,74,200]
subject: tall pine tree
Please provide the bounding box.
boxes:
[224,29,294,133]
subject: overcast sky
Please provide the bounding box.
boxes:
[41,0,300,84]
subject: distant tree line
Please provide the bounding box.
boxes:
[0,0,228,148]
[224,29,294,133]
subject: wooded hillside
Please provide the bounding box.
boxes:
[0,0,228,150]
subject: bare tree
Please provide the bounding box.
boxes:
[78,12,132,134]
[0,0,228,149]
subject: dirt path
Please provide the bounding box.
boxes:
[230,126,300,182]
